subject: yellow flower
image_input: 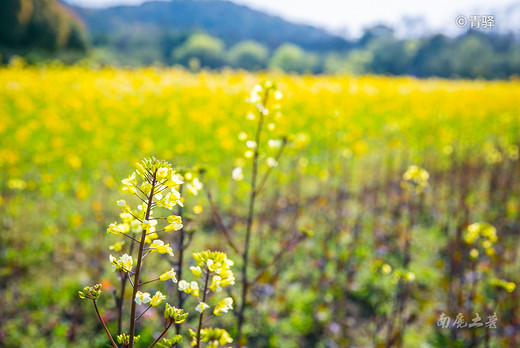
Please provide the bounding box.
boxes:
[165,215,183,231]
[117,199,131,213]
[150,291,166,307]
[144,232,158,244]
[213,297,233,316]
[191,266,202,278]
[195,301,210,313]
[186,177,203,195]
[141,219,157,232]
[178,280,190,293]
[401,165,429,193]
[109,241,125,252]
[107,222,123,235]
[122,172,137,186]
[381,264,392,274]
[141,182,152,194]
[232,167,244,181]
[149,239,174,256]
[190,281,200,297]
[160,268,178,283]
[122,173,137,194]
[166,172,184,188]
[157,167,169,179]
[164,303,188,323]
[209,275,222,292]
[134,291,151,305]
[109,254,133,272]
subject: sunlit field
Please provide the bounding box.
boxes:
[1,65,520,347]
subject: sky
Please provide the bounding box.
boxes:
[67,0,519,37]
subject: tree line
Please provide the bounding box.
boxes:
[1,0,519,79]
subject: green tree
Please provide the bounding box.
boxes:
[269,43,317,73]
[227,40,268,70]
[0,0,34,46]
[452,33,498,79]
[172,33,225,68]
[0,0,88,53]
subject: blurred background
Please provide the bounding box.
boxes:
[1,0,520,78]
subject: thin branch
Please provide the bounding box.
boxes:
[139,278,160,286]
[93,300,118,348]
[128,276,135,288]
[121,233,140,244]
[149,319,174,348]
[255,137,288,196]
[203,185,239,254]
[133,192,147,204]
[196,268,211,348]
[134,304,152,322]
[237,90,269,344]
[128,212,143,222]
[251,233,307,285]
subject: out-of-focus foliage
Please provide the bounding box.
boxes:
[227,41,269,71]
[0,0,88,60]
[269,43,319,74]
[0,66,519,347]
[172,33,225,69]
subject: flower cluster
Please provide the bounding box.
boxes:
[464,222,498,257]
[401,165,430,193]
[78,284,102,301]
[134,290,166,307]
[191,250,235,291]
[164,303,189,323]
[393,270,416,283]
[109,254,133,272]
[233,81,284,181]
[157,335,183,348]
[189,328,233,347]
[116,333,140,345]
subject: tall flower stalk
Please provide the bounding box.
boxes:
[79,157,234,347]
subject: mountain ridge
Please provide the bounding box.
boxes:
[67,0,351,51]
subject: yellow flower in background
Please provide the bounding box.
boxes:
[109,241,125,252]
[401,165,429,193]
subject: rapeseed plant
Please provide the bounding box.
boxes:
[79,157,235,347]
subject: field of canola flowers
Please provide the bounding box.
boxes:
[1,65,520,347]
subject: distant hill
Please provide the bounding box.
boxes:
[67,0,351,51]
